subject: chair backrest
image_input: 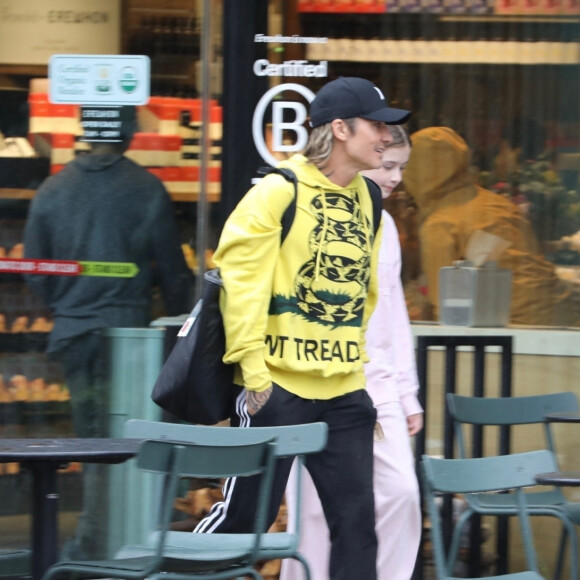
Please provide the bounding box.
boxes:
[446,392,578,458]
[421,451,550,579]
[422,449,556,495]
[136,436,277,568]
[138,437,276,479]
[447,392,578,427]
[124,419,328,459]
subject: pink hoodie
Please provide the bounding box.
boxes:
[364,210,423,417]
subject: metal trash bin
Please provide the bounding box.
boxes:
[104,327,164,557]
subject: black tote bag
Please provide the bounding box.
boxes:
[151,268,237,424]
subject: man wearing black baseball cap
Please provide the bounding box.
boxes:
[302,77,410,186]
[309,76,411,128]
[194,78,411,580]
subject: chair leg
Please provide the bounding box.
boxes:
[554,526,568,580]
[552,519,578,580]
[447,509,473,576]
[566,524,578,580]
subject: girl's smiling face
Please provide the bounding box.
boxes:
[362,144,411,199]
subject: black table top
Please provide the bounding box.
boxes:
[0,438,143,464]
[535,471,580,487]
[544,412,580,423]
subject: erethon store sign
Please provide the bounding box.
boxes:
[0,0,120,65]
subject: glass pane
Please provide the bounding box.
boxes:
[267,1,580,328]
[0,0,221,567]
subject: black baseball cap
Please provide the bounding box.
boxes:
[309,77,411,128]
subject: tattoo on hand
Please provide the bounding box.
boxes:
[246,386,273,416]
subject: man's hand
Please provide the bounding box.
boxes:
[246,386,273,416]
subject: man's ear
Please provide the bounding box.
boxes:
[331,119,352,142]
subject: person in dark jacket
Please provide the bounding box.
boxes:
[23,105,192,558]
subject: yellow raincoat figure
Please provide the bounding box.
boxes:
[403,126,579,327]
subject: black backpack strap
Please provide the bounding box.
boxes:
[256,166,298,244]
[362,176,383,237]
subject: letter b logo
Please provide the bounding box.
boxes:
[252,83,315,167]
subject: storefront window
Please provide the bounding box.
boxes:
[259,0,580,328]
[0,0,579,574]
[0,0,222,564]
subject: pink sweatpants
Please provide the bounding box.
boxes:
[280,401,421,580]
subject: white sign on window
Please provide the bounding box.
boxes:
[0,0,120,65]
[49,55,150,105]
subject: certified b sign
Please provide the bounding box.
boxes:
[253,83,315,167]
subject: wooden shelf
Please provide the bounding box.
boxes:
[0,65,47,77]
[164,189,221,203]
[0,187,219,203]
[0,188,36,200]
[308,39,580,65]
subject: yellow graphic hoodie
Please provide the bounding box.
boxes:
[214,154,383,399]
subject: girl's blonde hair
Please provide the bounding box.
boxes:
[385,124,411,149]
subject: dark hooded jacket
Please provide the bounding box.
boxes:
[24,153,192,352]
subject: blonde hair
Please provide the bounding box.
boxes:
[385,124,410,150]
[303,118,357,169]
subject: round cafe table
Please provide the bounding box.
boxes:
[539,412,580,484]
[544,412,580,424]
[536,412,580,512]
[535,471,580,487]
[0,438,143,580]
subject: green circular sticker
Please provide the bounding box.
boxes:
[119,67,139,93]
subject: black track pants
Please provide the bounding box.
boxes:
[194,383,378,580]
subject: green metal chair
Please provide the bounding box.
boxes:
[41,421,328,580]
[421,451,549,580]
[447,392,580,580]
[121,419,328,579]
